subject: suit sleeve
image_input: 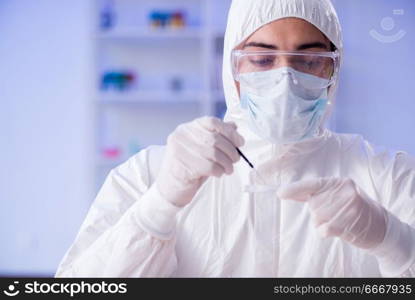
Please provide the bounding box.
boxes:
[55,146,182,277]
[368,148,415,277]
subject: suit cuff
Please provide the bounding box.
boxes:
[134,184,182,241]
[368,211,415,277]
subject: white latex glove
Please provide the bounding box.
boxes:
[278,178,387,250]
[156,117,244,207]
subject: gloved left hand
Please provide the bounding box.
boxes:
[278,177,387,250]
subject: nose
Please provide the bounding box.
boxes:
[276,68,299,85]
[277,56,292,68]
[274,56,299,84]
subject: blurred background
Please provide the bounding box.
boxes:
[0,0,414,276]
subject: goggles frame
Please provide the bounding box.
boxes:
[231,49,341,87]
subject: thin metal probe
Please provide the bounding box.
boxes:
[235,147,267,185]
[236,147,254,168]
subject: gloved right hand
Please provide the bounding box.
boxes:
[278,178,387,250]
[155,117,245,207]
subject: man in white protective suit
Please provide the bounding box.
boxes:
[56,0,415,277]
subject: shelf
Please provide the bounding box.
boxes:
[96,157,128,168]
[96,27,203,41]
[97,90,205,105]
[94,0,232,192]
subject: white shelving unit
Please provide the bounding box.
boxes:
[97,27,204,40]
[94,0,231,190]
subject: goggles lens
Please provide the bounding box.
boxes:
[233,50,339,89]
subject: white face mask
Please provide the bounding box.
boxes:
[239,67,330,145]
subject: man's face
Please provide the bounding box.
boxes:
[235,17,332,95]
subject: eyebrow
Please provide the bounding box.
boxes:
[243,41,330,51]
[243,42,277,50]
[297,42,330,51]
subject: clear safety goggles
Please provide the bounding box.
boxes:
[232,50,340,90]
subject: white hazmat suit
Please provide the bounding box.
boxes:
[56,0,415,277]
